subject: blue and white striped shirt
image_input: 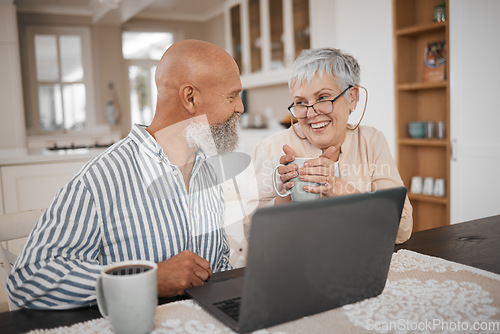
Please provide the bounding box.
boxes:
[7,124,232,309]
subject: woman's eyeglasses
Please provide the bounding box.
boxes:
[287,85,352,119]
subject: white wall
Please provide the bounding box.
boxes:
[0,4,26,149]
[450,0,500,223]
[310,0,395,156]
[202,13,226,49]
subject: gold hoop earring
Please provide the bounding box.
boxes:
[292,122,306,140]
[347,85,368,131]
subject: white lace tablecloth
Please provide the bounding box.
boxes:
[28,250,500,334]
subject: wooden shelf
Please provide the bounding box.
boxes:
[397,81,447,91]
[394,0,450,232]
[409,193,448,205]
[396,21,446,37]
[399,138,448,147]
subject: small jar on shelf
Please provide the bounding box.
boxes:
[433,1,446,22]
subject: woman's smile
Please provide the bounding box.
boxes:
[309,120,331,130]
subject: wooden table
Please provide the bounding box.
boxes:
[1,216,499,334]
[395,214,500,275]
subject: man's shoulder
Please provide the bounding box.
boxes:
[78,137,136,175]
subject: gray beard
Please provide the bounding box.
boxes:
[185,113,240,156]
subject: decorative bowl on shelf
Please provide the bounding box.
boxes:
[408,121,426,139]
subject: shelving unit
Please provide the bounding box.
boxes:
[393,0,450,232]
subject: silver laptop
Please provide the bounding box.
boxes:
[186,187,406,333]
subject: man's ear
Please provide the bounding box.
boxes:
[179,84,197,114]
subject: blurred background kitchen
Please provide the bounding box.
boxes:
[0,0,499,269]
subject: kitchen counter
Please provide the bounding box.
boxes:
[0,147,108,166]
[0,124,284,166]
[0,147,108,215]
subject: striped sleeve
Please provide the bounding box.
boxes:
[6,176,102,310]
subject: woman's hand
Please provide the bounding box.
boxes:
[300,146,360,197]
[274,145,298,204]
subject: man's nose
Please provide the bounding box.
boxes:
[235,96,244,113]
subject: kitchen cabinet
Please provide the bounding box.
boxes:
[393,0,450,231]
[0,148,107,215]
[1,161,87,214]
[0,156,91,312]
[0,158,91,258]
[225,0,310,89]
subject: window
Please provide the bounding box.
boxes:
[122,31,173,126]
[25,27,94,134]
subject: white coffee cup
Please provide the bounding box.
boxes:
[272,157,320,202]
[434,178,446,197]
[410,176,423,194]
[422,177,434,195]
[96,260,158,334]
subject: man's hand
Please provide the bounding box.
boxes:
[157,250,212,297]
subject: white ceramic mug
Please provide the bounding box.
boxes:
[96,260,158,334]
[410,176,423,194]
[423,177,435,195]
[272,157,320,202]
[434,178,446,197]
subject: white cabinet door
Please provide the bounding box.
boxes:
[0,160,86,311]
[1,161,86,213]
[450,0,500,223]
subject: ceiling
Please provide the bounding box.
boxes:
[14,0,227,23]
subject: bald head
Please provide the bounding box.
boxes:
[149,40,242,132]
[155,40,238,95]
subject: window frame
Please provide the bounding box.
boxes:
[121,28,177,126]
[125,60,158,126]
[24,26,96,136]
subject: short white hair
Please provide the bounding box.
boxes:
[289,48,361,94]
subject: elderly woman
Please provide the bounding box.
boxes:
[251,48,412,244]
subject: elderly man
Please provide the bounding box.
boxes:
[7,40,244,309]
